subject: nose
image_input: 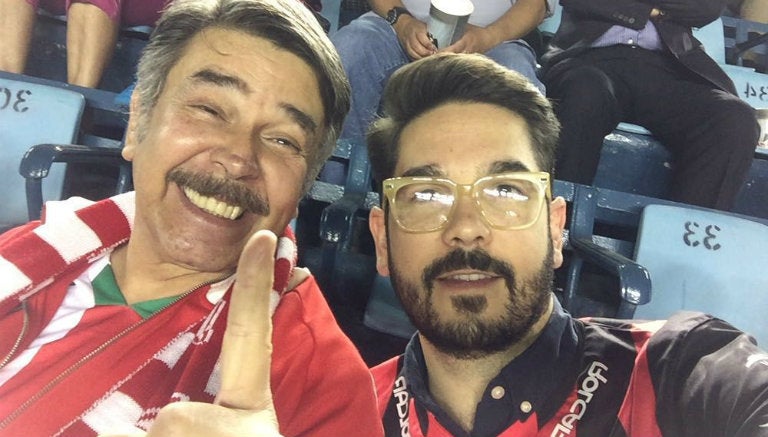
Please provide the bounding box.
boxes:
[209,143,260,180]
[441,190,491,248]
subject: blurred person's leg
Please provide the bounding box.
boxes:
[66,1,119,87]
[544,56,627,185]
[0,0,38,73]
[485,41,544,94]
[331,12,410,148]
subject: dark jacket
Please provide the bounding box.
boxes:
[540,0,736,94]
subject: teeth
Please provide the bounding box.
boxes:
[183,187,244,220]
[447,273,492,281]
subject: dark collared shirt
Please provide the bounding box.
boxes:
[372,299,768,436]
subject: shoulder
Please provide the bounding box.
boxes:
[270,274,383,437]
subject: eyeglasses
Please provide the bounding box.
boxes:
[382,172,551,233]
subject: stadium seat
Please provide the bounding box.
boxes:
[633,204,768,346]
[0,77,85,231]
[20,144,132,221]
[693,17,768,109]
[722,15,768,71]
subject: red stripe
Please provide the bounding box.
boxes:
[617,329,662,436]
[76,200,131,248]
[1,232,66,285]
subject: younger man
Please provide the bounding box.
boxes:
[368,53,768,436]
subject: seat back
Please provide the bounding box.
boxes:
[633,204,768,346]
[720,63,768,109]
[692,17,768,109]
[0,78,85,230]
[693,17,727,64]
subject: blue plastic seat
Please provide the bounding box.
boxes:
[0,77,85,230]
[633,204,768,346]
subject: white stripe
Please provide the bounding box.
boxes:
[0,256,32,301]
[276,235,295,262]
[0,262,98,386]
[205,358,222,396]
[81,391,144,434]
[205,275,236,305]
[155,332,195,369]
[34,210,102,263]
[112,192,136,230]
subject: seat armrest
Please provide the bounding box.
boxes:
[19,143,130,221]
[570,236,652,319]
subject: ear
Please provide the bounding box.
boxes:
[121,90,142,162]
[549,196,567,269]
[369,206,390,277]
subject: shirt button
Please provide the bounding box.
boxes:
[520,401,532,413]
[491,386,505,399]
[628,39,634,45]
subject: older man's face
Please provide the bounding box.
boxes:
[122,27,324,274]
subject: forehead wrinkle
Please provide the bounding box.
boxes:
[188,67,251,94]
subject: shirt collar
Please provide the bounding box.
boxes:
[401,296,580,436]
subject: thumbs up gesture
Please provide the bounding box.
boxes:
[102,230,283,437]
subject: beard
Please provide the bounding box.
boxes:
[389,243,554,359]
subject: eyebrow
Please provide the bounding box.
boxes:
[189,68,319,138]
[488,160,532,174]
[400,160,532,178]
[281,103,319,138]
[190,68,250,93]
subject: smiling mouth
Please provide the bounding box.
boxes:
[439,272,497,282]
[183,186,244,220]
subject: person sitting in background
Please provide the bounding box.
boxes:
[330,0,554,150]
[366,52,768,436]
[539,0,759,211]
[0,0,167,88]
[0,0,383,435]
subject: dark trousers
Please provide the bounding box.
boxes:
[543,45,759,210]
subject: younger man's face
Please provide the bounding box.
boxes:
[369,102,566,358]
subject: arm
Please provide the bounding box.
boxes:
[368,0,436,59]
[651,315,768,436]
[442,0,547,54]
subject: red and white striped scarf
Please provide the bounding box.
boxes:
[0,192,297,436]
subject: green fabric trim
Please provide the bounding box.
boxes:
[92,264,178,319]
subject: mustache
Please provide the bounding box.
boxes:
[168,168,269,216]
[422,248,515,286]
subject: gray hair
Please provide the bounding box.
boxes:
[133,0,350,191]
[367,53,560,186]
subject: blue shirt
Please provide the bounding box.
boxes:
[592,19,664,51]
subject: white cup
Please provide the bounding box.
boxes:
[758,108,768,149]
[427,0,474,49]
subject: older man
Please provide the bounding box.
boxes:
[0,0,382,436]
[367,53,768,436]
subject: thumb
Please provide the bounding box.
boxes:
[215,229,277,415]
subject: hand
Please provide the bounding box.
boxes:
[441,25,498,55]
[100,230,281,437]
[393,15,437,60]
